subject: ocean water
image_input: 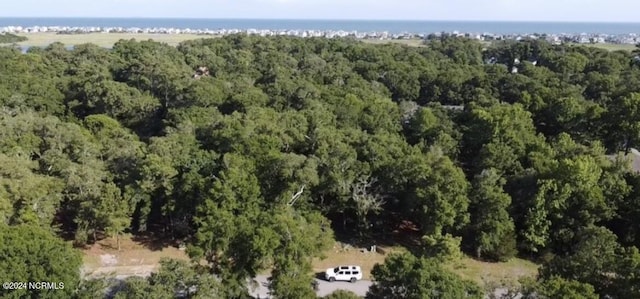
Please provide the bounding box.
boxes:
[1,18,640,35]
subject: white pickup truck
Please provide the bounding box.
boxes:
[324,265,363,283]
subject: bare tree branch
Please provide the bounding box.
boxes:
[288,185,305,206]
[351,175,386,227]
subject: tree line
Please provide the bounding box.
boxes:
[1,35,640,298]
[0,33,27,44]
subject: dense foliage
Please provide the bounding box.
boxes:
[2,35,640,297]
[0,224,82,299]
[110,259,224,299]
[366,252,483,299]
[323,290,361,299]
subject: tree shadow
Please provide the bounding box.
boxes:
[331,214,424,257]
[314,271,327,281]
[131,232,183,251]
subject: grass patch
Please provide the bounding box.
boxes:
[14,32,218,47]
[445,256,539,287]
[361,38,426,47]
[13,33,430,48]
[80,234,189,278]
[568,42,637,52]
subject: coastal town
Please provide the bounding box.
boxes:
[1,24,640,45]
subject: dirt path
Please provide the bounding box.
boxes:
[81,235,189,279]
[82,264,158,280]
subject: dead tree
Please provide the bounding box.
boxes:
[288,185,305,206]
[351,175,386,234]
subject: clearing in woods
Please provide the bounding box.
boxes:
[81,234,538,288]
[81,234,189,279]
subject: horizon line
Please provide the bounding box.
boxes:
[1,16,640,24]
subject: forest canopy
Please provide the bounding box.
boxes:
[1,35,640,298]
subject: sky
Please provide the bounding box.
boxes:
[1,0,640,22]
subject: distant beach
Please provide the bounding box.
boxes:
[1,18,640,35]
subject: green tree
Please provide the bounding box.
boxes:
[611,93,640,153]
[463,103,544,176]
[611,246,640,299]
[0,33,27,43]
[137,123,217,236]
[520,180,553,252]
[545,52,588,81]
[366,252,483,299]
[0,153,64,226]
[0,224,82,299]
[324,290,361,299]
[543,155,618,249]
[189,154,267,281]
[408,148,470,241]
[73,279,111,299]
[404,106,460,156]
[268,207,333,299]
[517,276,598,299]
[111,39,191,121]
[268,259,316,299]
[535,96,603,140]
[111,259,224,299]
[539,226,619,296]
[614,173,640,247]
[0,52,66,115]
[468,169,517,261]
[66,75,161,134]
[113,277,174,299]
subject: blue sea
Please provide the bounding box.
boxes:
[1,18,640,35]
